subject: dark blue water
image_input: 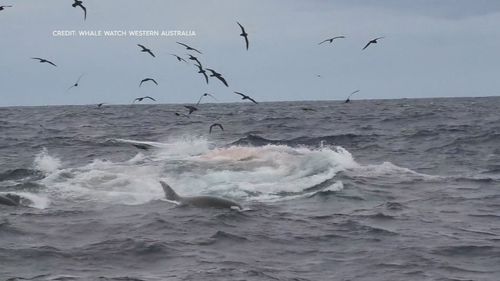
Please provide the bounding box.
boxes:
[1,98,499,280]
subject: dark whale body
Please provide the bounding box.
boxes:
[160,181,241,210]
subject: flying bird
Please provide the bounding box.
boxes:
[186,54,202,66]
[133,96,156,103]
[195,64,209,84]
[318,36,346,45]
[67,74,85,91]
[196,93,218,105]
[209,123,224,134]
[71,0,86,20]
[234,91,258,104]
[176,42,202,54]
[237,22,249,50]
[362,37,384,50]
[206,68,228,87]
[345,90,360,103]
[170,54,187,63]
[184,105,198,115]
[137,44,155,57]
[0,5,13,11]
[31,57,57,67]
[139,78,158,87]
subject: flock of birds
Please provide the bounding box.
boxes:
[1,2,386,134]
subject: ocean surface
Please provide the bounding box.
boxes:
[1,97,499,281]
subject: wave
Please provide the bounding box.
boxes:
[27,136,436,206]
[230,133,380,147]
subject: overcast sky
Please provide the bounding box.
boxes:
[0,0,499,106]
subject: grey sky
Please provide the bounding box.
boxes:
[1,0,499,106]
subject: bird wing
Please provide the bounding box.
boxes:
[46,60,57,67]
[202,72,209,84]
[137,44,146,50]
[191,47,202,54]
[374,37,384,41]
[196,95,204,105]
[216,75,228,87]
[77,4,86,20]
[206,93,218,101]
[318,39,329,45]
[247,97,258,104]
[234,91,245,98]
[176,42,189,48]
[151,79,158,85]
[31,57,43,62]
[362,41,372,50]
[145,96,156,101]
[237,22,246,34]
[244,35,249,50]
[209,123,224,134]
[146,50,155,57]
[348,90,360,98]
[333,36,346,40]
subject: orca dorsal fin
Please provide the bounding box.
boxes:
[160,181,180,201]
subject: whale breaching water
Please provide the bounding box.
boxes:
[160,181,241,210]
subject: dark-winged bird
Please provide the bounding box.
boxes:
[196,93,218,105]
[176,42,202,54]
[184,105,198,115]
[31,57,57,67]
[318,36,346,45]
[133,96,156,103]
[209,123,224,134]
[362,37,384,50]
[195,64,209,84]
[234,91,258,104]
[137,44,155,57]
[97,103,106,108]
[171,54,187,63]
[206,68,228,87]
[187,54,202,66]
[345,90,360,103]
[67,74,85,91]
[139,78,158,87]
[237,22,249,50]
[71,0,86,20]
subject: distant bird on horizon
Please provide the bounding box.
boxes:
[187,54,202,66]
[31,57,57,67]
[206,68,228,87]
[197,93,218,105]
[137,44,155,57]
[67,74,85,91]
[97,103,106,108]
[362,37,384,50]
[133,96,156,103]
[184,105,198,115]
[176,42,202,54]
[0,5,13,11]
[237,22,249,50]
[195,64,209,84]
[170,54,187,63]
[234,91,258,104]
[318,36,346,45]
[345,90,360,103]
[209,123,224,134]
[139,78,158,87]
[71,0,86,21]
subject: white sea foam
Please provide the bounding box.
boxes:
[33,137,433,205]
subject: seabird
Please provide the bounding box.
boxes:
[176,42,202,54]
[31,57,57,67]
[196,93,217,105]
[206,68,228,87]
[170,54,187,63]
[209,123,224,134]
[186,54,202,66]
[234,91,258,104]
[195,64,209,84]
[71,0,86,20]
[237,22,249,50]
[0,5,12,11]
[67,74,85,91]
[345,90,360,103]
[139,78,158,87]
[97,103,106,108]
[318,36,346,45]
[137,44,155,57]
[184,105,198,115]
[133,96,156,103]
[362,37,384,50]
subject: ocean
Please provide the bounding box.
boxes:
[1,97,499,280]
